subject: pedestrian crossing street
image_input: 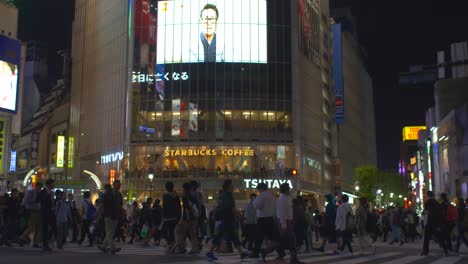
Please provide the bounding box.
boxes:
[16,243,467,264]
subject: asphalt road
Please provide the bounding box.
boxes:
[0,240,466,264]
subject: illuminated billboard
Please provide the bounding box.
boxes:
[0,35,21,113]
[157,0,267,64]
[0,60,18,112]
[402,126,426,141]
[56,135,65,168]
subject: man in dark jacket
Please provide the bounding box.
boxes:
[162,181,181,249]
[421,191,447,256]
[206,180,248,261]
[98,180,123,254]
[39,179,55,251]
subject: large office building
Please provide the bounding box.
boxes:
[330,9,377,194]
[68,0,334,205]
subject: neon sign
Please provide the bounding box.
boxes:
[101,151,124,164]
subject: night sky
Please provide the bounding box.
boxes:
[15,0,468,171]
[333,0,468,170]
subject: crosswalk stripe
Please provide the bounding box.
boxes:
[300,253,354,263]
[326,252,401,264]
[429,256,462,264]
[378,255,426,264]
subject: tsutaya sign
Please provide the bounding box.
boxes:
[164,149,254,157]
[101,151,124,164]
[244,179,293,189]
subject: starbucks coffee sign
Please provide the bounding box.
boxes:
[164,148,254,157]
[243,179,293,189]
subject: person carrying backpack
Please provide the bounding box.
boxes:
[335,194,353,255]
[78,191,95,246]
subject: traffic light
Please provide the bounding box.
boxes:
[288,169,298,176]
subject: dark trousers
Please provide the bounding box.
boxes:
[56,222,67,248]
[339,230,353,253]
[79,219,94,244]
[41,212,55,248]
[264,223,299,263]
[212,221,241,248]
[443,222,455,250]
[70,220,78,241]
[254,217,275,254]
[423,225,447,254]
[244,224,257,250]
[163,219,178,245]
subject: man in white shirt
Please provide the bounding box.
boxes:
[251,183,277,258]
[262,183,304,264]
[335,194,353,255]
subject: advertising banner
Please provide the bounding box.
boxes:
[189,102,198,131]
[0,119,4,174]
[171,99,181,136]
[0,35,21,113]
[56,135,65,168]
[10,150,16,172]
[332,23,344,125]
[157,0,267,63]
[67,137,74,168]
[31,131,39,166]
[402,126,426,141]
[298,0,320,59]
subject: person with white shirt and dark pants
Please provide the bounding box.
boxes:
[250,183,277,258]
[261,183,304,264]
[335,194,353,255]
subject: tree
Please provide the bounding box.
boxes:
[354,165,378,202]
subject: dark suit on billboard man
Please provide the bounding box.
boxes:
[191,4,224,62]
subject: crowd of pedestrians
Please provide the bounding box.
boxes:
[1,179,468,261]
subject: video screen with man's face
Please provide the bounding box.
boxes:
[157,0,267,64]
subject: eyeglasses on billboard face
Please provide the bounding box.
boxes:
[201,16,217,22]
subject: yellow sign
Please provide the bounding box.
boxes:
[402,126,426,141]
[67,137,74,168]
[56,135,65,168]
[410,157,417,165]
[164,148,255,157]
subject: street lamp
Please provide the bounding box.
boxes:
[148,173,154,198]
[398,195,403,199]
[376,189,382,195]
[355,185,360,191]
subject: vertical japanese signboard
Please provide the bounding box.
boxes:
[10,150,16,172]
[31,131,39,166]
[67,137,74,168]
[56,135,65,168]
[332,23,344,125]
[0,119,5,174]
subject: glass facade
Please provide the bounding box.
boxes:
[130,0,293,178]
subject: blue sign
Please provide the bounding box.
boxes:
[10,150,16,172]
[0,35,21,65]
[332,23,344,125]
